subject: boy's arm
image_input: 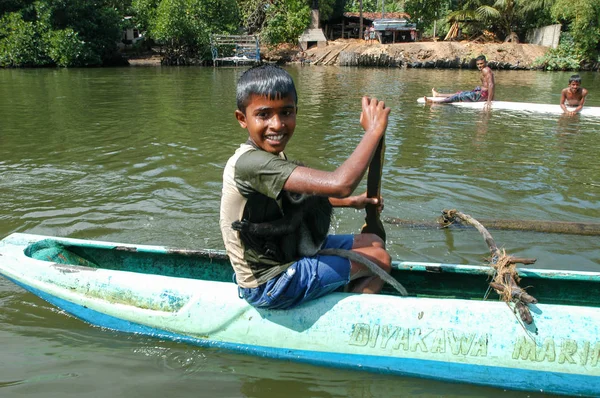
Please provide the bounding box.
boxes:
[573,88,588,113]
[284,96,390,198]
[483,69,494,110]
[329,193,381,209]
[560,89,569,113]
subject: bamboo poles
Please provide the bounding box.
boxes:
[383,216,600,236]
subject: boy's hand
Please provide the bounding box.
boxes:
[349,192,384,212]
[360,96,390,137]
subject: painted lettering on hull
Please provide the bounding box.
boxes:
[512,336,600,366]
[349,323,600,367]
[349,323,488,357]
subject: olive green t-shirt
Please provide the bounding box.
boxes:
[219,142,298,288]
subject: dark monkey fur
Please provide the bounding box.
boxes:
[231,189,407,296]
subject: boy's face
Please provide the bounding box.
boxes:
[568,81,581,92]
[235,94,297,154]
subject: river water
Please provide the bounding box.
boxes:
[1,65,599,397]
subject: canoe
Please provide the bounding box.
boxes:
[1,232,600,396]
[417,97,600,117]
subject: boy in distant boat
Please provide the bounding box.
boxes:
[560,75,588,116]
[424,55,495,111]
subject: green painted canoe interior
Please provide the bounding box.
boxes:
[24,239,600,307]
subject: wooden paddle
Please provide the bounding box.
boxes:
[361,136,386,241]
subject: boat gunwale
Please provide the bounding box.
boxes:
[1,233,599,283]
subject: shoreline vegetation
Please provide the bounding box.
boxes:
[2,1,598,71]
[0,0,600,71]
[126,39,596,71]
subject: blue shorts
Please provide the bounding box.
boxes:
[446,86,487,102]
[238,234,353,309]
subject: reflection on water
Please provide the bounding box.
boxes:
[0,66,599,397]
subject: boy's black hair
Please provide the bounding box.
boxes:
[569,74,582,84]
[475,55,486,62]
[236,64,298,113]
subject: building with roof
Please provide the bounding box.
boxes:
[322,12,417,43]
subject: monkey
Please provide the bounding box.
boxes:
[231,189,408,296]
[232,190,331,262]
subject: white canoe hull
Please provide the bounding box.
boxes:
[417,97,600,116]
[1,233,600,396]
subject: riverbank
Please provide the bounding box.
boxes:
[125,39,550,70]
[267,39,549,69]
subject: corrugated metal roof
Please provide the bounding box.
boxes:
[343,12,411,20]
[373,19,417,31]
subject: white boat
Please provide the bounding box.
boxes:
[417,97,600,116]
[1,232,600,396]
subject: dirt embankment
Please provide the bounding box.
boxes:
[126,39,550,69]
[265,39,549,69]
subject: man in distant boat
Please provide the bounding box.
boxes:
[424,55,495,111]
[560,75,588,116]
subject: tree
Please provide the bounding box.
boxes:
[261,0,311,45]
[404,0,451,31]
[240,0,341,45]
[346,0,378,13]
[552,0,600,62]
[0,0,122,67]
[132,0,239,64]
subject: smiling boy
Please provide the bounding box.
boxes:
[219,64,392,309]
[560,75,588,116]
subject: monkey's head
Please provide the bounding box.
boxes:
[284,191,307,204]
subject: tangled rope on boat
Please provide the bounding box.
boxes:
[441,209,538,324]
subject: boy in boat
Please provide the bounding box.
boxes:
[220,64,392,309]
[560,75,588,116]
[424,55,495,111]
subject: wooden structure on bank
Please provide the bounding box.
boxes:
[323,12,416,42]
[210,35,260,66]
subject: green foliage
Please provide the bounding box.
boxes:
[240,0,337,45]
[384,1,406,13]
[519,0,555,30]
[0,0,35,14]
[444,0,559,40]
[404,0,451,31]
[130,0,159,33]
[238,0,266,34]
[132,0,239,63]
[0,0,123,67]
[104,0,135,15]
[262,0,310,45]
[345,0,405,13]
[552,0,600,61]
[345,0,378,13]
[151,0,206,46]
[0,11,49,66]
[47,0,122,62]
[533,34,582,70]
[46,28,95,67]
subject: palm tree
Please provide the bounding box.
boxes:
[446,0,555,41]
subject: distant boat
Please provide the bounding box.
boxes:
[417,97,600,116]
[1,233,600,396]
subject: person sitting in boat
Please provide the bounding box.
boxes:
[219,64,392,310]
[424,55,495,111]
[560,75,588,116]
